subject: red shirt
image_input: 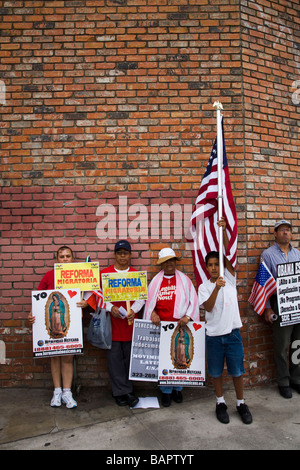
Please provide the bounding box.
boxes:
[38,269,55,290]
[37,268,82,319]
[155,275,177,322]
[100,265,138,342]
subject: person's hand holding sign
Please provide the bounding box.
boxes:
[111,305,123,319]
[127,308,135,323]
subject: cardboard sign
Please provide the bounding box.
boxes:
[54,262,100,291]
[129,319,160,382]
[158,321,205,387]
[32,289,83,358]
[277,261,300,327]
[101,271,148,302]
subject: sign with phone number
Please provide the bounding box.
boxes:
[129,319,160,382]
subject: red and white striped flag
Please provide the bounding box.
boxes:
[85,289,105,309]
[248,261,277,315]
[85,255,105,309]
[187,119,238,287]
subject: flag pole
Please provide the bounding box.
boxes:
[213,101,224,278]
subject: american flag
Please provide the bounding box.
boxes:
[85,255,105,309]
[187,118,238,287]
[248,261,277,315]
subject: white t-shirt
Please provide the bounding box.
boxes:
[198,269,242,337]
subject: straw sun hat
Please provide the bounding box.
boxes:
[156,247,181,265]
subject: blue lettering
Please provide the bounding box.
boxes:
[108,277,142,288]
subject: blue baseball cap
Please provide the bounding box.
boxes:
[114,240,131,253]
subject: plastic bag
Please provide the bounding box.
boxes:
[87,308,112,349]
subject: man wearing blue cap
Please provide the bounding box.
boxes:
[100,240,144,407]
[261,220,300,398]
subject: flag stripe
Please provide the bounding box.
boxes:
[85,255,105,309]
[248,261,277,315]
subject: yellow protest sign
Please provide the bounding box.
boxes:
[54,262,100,291]
[102,271,148,302]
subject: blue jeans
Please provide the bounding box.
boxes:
[206,329,245,378]
[160,386,183,394]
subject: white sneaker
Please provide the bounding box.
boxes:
[62,391,77,409]
[50,390,62,407]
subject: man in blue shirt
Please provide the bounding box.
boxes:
[261,220,300,399]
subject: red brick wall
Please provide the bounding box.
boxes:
[0,0,299,388]
[241,0,300,385]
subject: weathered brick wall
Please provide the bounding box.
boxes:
[0,0,299,388]
[241,0,300,385]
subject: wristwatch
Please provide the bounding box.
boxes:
[186,315,191,322]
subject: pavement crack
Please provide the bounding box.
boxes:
[132,411,168,450]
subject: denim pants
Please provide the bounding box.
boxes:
[160,386,183,394]
[206,329,245,378]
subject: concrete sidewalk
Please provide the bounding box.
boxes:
[0,383,299,450]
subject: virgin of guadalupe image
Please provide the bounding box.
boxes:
[45,292,70,339]
[171,324,194,369]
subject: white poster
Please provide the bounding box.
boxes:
[129,319,160,382]
[32,289,83,358]
[158,321,205,387]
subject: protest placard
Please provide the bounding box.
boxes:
[158,321,205,387]
[54,262,100,291]
[32,289,83,358]
[129,319,160,382]
[101,271,148,303]
[277,261,300,327]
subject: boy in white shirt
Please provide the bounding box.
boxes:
[198,219,252,425]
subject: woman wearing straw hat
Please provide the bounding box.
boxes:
[144,247,199,406]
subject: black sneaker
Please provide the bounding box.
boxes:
[278,386,292,399]
[237,403,253,424]
[171,390,183,403]
[216,403,229,424]
[161,392,171,407]
[290,383,300,394]
[115,395,128,406]
[126,393,139,407]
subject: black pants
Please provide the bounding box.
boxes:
[105,341,133,397]
[271,295,300,386]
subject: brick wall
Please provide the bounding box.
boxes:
[241,0,300,385]
[0,0,299,388]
